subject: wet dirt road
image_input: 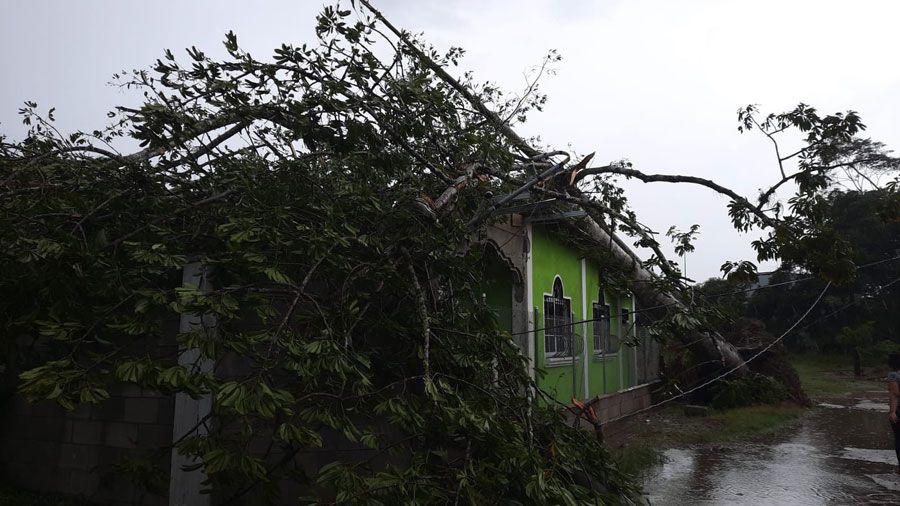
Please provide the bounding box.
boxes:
[643,394,900,505]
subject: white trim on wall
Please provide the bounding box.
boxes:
[170,263,214,506]
[618,294,625,389]
[525,223,535,380]
[633,294,639,385]
[590,290,601,394]
[580,258,589,398]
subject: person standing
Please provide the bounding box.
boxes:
[888,352,900,473]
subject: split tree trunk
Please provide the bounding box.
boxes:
[580,220,750,377]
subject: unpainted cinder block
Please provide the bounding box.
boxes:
[59,443,101,471]
[62,468,101,495]
[104,422,138,449]
[72,420,103,445]
[137,424,174,450]
[123,398,160,424]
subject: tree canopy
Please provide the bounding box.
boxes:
[1,2,898,503]
[734,190,900,356]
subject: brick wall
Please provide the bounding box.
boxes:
[0,384,175,505]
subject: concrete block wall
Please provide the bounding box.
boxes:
[0,384,175,505]
[588,382,656,424]
[3,377,657,505]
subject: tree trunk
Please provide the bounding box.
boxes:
[580,219,750,377]
[374,0,750,378]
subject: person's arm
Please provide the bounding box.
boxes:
[889,381,899,423]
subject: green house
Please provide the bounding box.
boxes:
[483,214,660,415]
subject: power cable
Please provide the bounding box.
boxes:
[600,280,833,426]
[601,274,900,432]
[789,276,900,335]
[507,253,900,337]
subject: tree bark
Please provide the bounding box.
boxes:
[578,219,750,376]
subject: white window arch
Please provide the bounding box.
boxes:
[544,276,573,359]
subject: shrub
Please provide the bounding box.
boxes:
[710,374,790,410]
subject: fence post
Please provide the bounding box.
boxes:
[169,262,215,506]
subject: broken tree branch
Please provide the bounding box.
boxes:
[573,164,779,229]
[466,153,572,229]
[407,263,432,386]
[358,0,541,159]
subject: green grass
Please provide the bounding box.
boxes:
[791,353,875,398]
[613,353,884,477]
[610,402,806,475]
[612,443,665,477]
[708,404,806,440]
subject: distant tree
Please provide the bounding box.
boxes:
[745,190,900,353]
[694,277,748,325]
[836,321,877,351]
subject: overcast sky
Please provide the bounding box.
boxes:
[3,0,899,281]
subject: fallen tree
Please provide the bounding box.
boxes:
[1,2,898,503]
[360,0,898,378]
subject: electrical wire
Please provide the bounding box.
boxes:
[600,280,833,426]
[789,276,900,335]
[601,274,900,429]
[507,252,900,337]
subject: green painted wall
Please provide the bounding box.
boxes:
[523,225,651,403]
[531,226,584,403]
[586,286,623,395]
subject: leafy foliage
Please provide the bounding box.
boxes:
[710,374,790,410]
[734,104,900,283]
[1,3,899,504]
[0,6,639,504]
[740,191,900,353]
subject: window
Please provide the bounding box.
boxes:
[593,290,619,354]
[543,277,573,359]
[621,307,634,341]
[592,300,611,354]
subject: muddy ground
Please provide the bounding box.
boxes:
[614,359,900,505]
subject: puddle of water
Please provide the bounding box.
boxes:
[643,403,900,505]
[817,402,848,409]
[840,447,898,466]
[854,400,889,411]
[866,474,900,492]
[651,448,694,481]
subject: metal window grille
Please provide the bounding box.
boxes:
[544,278,573,358]
[592,302,611,354]
[606,303,620,354]
[619,307,634,350]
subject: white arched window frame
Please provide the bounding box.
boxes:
[543,276,573,360]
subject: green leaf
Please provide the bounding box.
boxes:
[263,267,294,285]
